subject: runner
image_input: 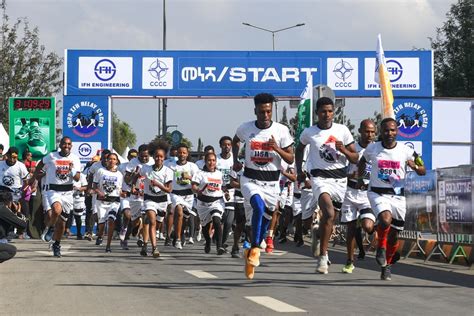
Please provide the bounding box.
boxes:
[0,147,29,204]
[232,92,294,279]
[67,171,88,240]
[359,117,426,280]
[117,149,138,250]
[195,145,214,170]
[92,153,123,253]
[167,144,199,249]
[217,136,235,250]
[295,97,358,274]
[32,137,81,257]
[124,145,153,248]
[192,152,226,255]
[340,119,377,274]
[229,158,247,258]
[139,141,173,257]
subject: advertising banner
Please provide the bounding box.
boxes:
[65,50,433,98]
[438,178,472,224]
[404,170,437,233]
[62,96,111,163]
[8,97,56,160]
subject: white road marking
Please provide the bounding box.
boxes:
[266,250,287,256]
[245,296,306,313]
[185,270,218,279]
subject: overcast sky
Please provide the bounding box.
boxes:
[7,0,456,153]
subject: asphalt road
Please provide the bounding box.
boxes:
[1,237,473,315]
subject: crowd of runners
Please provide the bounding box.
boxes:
[0,93,426,281]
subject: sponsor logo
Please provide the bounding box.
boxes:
[94,59,116,81]
[72,142,102,163]
[142,57,174,89]
[365,57,419,90]
[79,57,133,89]
[66,101,105,138]
[78,143,92,157]
[394,101,429,138]
[2,175,14,186]
[327,58,358,90]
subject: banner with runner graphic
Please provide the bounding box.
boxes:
[63,96,111,163]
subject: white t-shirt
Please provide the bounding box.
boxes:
[126,157,154,197]
[0,160,28,192]
[42,151,81,186]
[73,173,88,208]
[363,142,415,190]
[195,159,205,170]
[216,154,233,188]
[140,164,174,196]
[87,161,105,179]
[118,162,131,192]
[235,121,293,180]
[169,161,200,191]
[93,168,123,197]
[192,170,224,198]
[300,123,354,175]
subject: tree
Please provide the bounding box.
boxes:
[151,132,193,150]
[0,1,63,130]
[333,103,355,134]
[197,137,203,152]
[279,105,289,127]
[430,0,474,97]
[112,113,136,155]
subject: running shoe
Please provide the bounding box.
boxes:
[158,232,165,240]
[164,238,172,247]
[217,247,226,255]
[391,252,401,265]
[120,240,129,250]
[95,237,103,246]
[105,247,111,253]
[196,226,202,242]
[376,247,387,267]
[40,227,49,242]
[342,261,355,274]
[242,240,251,249]
[175,241,183,250]
[357,250,366,260]
[265,236,274,253]
[380,265,392,281]
[52,243,61,258]
[295,238,304,247]
[140,245,148,257]
[247,247,260,267]
[152,247,160,258]
[84,232,93,241]
[15,123,30,140]
[26,121,47,156]
[119,227,127,241]
[278,235,287,244]
[204,241,211,254]
[244,248,255,280]
[188,237,194,245]
[137,239,144,248]
[231,246,240,258]
[316,255,329,274]
[311,224,320,258]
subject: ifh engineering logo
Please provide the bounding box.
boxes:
[78,57,133,89]
[142,57,174,89]
[364,57,419,90]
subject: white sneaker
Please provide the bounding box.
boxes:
[196,226,202,242]
[159,232,165,240]
[311,224,320,258]
[316,255,329,274]
[175,241,183,249]
[188,237,194,245]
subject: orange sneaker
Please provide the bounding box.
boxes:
[265,236,274,253]
[244,248,256,279]
[248,247,260,267]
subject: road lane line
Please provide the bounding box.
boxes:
[185,270,218,279]
[245,296,306,313]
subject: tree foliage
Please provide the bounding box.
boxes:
[151,132,193,150]
[0,1,63,129]
[112,113,137,155]
[333,103,355,134]
[430,0,474,97]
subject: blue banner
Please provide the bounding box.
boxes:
[62,96,111,163]
[394,97,432,169]
[65,50,433,98]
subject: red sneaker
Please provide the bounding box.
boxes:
[265,236,274,253]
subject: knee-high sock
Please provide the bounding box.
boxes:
[376,224,390,249]
[250,194,265,248]
[386,227,399,264]
[258,216,271,244]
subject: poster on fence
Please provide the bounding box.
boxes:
[405,170,437,232]
[437,177,472,234]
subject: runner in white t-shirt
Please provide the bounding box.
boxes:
[295,97,359,274]
[93,153,123,253]
[232,93,294,279]
[139,142,173,257]
[359,117,426,281]
[0,147,28,203]
[32,137,81,258]
[217,136,235,250]
[117,148,137,250]
[192,152,226,255]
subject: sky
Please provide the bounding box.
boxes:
[6,0,456,153]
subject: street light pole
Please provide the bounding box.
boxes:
[242,22,305,121]
[162,0,168,137]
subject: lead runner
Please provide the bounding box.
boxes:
[232,92,294,280]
